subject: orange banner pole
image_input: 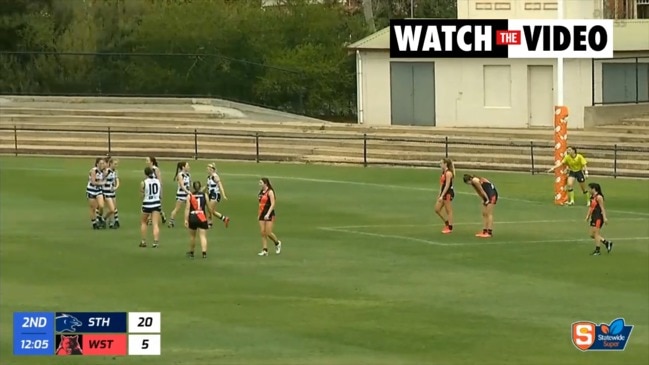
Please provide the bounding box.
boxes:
[553,106,569,205]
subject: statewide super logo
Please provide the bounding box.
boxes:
[572,318,633,351]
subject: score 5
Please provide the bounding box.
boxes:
[128,334,161,355]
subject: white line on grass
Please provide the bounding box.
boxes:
[319,227,452,246]
[326,217,648,229]
[319,226,649,247]
[220,173,649,218]
[3,166,649,217]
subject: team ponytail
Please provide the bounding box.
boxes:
[174,162,186,181]
[588,182,603,197]
[261,177,275,196]
[144,167,154,178]
[442,158,456,177]
[192,181,202,193]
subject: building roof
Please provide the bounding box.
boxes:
[347,27,390,50]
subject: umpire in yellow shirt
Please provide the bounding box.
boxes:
[548,146,589,206]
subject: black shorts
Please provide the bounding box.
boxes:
[142,206,161,214]
[87,192,103,199]
[590,216,603,228]
[568,170,586,183]
[485,188,498,205]
[258,211,276,222]
[440,190,454,201]
[188,215,209,230]
[209,191,221,202]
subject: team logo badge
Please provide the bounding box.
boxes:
[55,335,83,355]
[55,314,82,333]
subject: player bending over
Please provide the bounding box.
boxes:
[463,174,498,238]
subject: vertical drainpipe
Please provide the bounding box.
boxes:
[357,49,364,124]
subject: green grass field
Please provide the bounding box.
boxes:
[1,156,648,365]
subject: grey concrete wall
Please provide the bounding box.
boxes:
[583,104,649,128]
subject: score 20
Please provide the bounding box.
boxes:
[127,312,161,356]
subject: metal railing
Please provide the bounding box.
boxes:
[592,56,649,105]
[2,126,648,179]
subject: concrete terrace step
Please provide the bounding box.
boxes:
[3,124,649,152]
[0,144,301,162]
[5,131,649,158]
[0,107,225,120]
[595,124,649,134]
[3,137,646,170]
[2,141,646,177]
[619,117,649,126]
[4,107,649,138]
[301,156,649,178]
[4,118,649,146]
[3,131,649,161]
[3,140,646,170]
[4,113,649,142]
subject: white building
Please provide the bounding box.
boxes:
[348,0,649,129]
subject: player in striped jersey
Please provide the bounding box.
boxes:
[205,163,230,228]
[145,156,167,224]
[102,158,121,229]
[140,167,162,248]
[87,157,107,229]
[168,161,191,228]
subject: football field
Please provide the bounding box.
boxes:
[1,156,648,365]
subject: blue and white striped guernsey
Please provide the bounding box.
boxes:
[207,173,220,195]
[103,168,117,198]
[175,172,191,201]
[86,167,104,197]
[142,177,162,210]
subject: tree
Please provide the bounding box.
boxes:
[362,0,376,33]
[0,0,372,119]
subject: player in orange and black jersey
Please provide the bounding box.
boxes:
[585,183,613,256]
[463,174,499,238]
[258,177,282,256]
[184,181,210,259]
[435,158,456,234]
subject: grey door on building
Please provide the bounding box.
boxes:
[390,62,436,126]
[602,63,649,103]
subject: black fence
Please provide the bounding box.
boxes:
[592,56,649,105]
[2,126,648,179]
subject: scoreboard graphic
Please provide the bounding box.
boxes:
[13,312,161,356]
